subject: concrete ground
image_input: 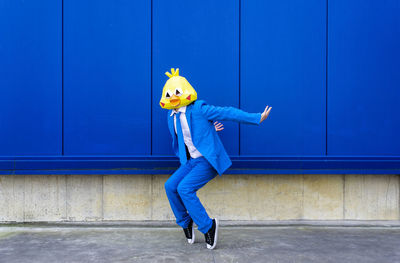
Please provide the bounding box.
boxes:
[0,224,400,263]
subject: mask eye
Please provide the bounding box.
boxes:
[175,88,183,96]
[165,91,171,98]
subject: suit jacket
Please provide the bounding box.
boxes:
[168,100,262,175]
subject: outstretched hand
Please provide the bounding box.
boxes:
[260,105,272,123]
[214,121,224,132]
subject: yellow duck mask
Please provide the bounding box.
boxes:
[159,68,197,110]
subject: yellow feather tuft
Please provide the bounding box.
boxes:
[165,68,180,78]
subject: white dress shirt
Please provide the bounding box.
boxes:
[171,106,203,159]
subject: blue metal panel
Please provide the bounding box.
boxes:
[152,0,239,156]
[0,0,62,155]
[240,0,326,156]
[63,0,151,155]
[328,0,400,155]
[1,156,400,175]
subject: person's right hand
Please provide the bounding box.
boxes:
[260,105,272,123]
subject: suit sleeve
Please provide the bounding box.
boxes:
[196,100,262,125]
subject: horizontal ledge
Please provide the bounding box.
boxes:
[0,156,399,174]
[0,169,399,175]
[1,155,400,160]
[1,220,400,228]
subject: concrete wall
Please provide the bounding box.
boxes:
[0,174,399,222]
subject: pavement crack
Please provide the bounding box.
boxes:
[212,250,216,263]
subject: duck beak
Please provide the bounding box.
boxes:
[169,94,181,107]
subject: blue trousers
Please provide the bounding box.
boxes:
[164,156,218,234]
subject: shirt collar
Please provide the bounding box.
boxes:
[170,106,187,116]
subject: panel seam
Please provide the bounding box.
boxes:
[325,0,328,156]
[102,175,105,220]
[150,0,153,155]
[343,174,346,219]
[238,0,241,156]
[62,0,64,155]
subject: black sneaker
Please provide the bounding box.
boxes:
[183,219,195,244]
[204,218,219,249]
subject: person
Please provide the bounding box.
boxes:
[159,68,272,249]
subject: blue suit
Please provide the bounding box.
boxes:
[168,100,261,175]
[164,100,261,233]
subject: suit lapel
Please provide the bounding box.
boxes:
[185,103,193,133]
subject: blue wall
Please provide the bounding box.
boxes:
[328,0,400,155]
[63,0,151,155]
[1,0,399,159]
[0,0,62,156]
[240,0,326,156]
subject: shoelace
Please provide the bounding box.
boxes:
[205,232,211,244]
[184,227,191,238]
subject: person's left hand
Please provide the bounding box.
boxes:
[260,105,272,123]
[214,121,224,132]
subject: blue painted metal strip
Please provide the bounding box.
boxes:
[0,169,399,175]
[0,157,399,175]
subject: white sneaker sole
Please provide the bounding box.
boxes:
[187,225,195,244]
[206,218,218,250]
